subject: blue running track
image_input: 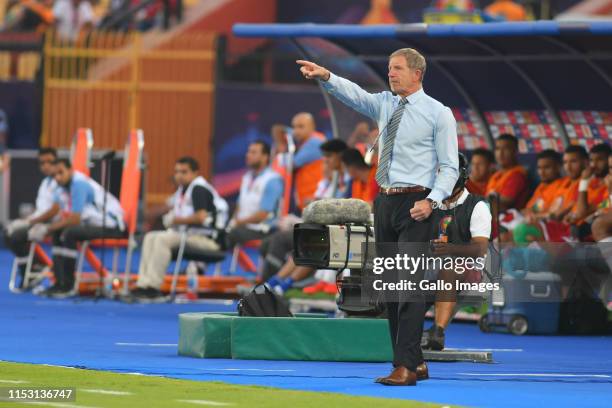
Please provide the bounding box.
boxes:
[0,249,611,407]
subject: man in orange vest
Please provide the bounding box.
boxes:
[485,0,527,21]
[547,145,587,221]
[522,149,563,223]
[486,133,528,211]
[465,148,494,197]
[519,144,608,244]
[590,154,612,242]
[290,112,325,211]
[341,148,378,207]
[566,143,610,226]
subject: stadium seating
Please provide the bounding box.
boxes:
[71,128,94,177]
[485,110,565,154]
[561,110,612,149]
[8,238,53,293]
[453,108,490,151]
[168,236,228,300]
[229,239,260,274]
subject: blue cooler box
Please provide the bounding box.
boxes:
[480,272,561,335]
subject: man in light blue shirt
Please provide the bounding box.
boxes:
[298,48,458,386]
[36,159,125,298]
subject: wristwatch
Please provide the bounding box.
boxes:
[426,198,439,210]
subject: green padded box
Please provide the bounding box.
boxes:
[178,312,329,359]
[178,313,234,358]
[231,317,393,362]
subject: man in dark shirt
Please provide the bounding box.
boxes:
[127,157,226,301]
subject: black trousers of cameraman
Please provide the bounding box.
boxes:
[374,189,432,372]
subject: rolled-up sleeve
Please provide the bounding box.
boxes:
[70,181,89,213]
[260,176,284,213]
[320,73,384,121]
[428,107,459,203]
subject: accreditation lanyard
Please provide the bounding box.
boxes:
[176,188,188,212]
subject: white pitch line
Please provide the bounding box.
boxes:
[115,342,177,347]
[202,368,295,372]
[447,348,523,352]
[177,400,234,406]
[0,379,30,384]
[81,389,133,396]
[458,373,611,378]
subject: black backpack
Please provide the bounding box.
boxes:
[237,284,293,317]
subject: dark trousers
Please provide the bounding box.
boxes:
[5,226,31,258]
[374,190,432,371]
[259,230,294,281]
[226,225,269,249]
[52,225,125,289]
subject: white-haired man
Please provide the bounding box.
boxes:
[297,48,458,386]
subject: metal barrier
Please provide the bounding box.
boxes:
[41,30,217,204]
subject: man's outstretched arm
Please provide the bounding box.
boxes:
[296,60,383,120]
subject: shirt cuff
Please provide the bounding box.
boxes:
[427,189,446,204]
[319,72,337,88]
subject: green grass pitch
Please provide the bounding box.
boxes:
[0,361,452,407]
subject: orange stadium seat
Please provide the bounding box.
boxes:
[71,128,93,176]
[229,239,261,274]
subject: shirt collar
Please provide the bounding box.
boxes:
[439,188,469,211]
[250,166,269,179]
[398,88,425,105]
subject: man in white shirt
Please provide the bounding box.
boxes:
[422,153,492,350]
[4,148,59,286]
[52,0,94,42]
[127,157,228,301]
[227,140,283,248]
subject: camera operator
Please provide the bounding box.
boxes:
[422,153,492,350]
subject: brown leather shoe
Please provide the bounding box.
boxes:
[374,366,417,386]
[416,362,429,381]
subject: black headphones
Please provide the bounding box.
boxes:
[455,152,470,190]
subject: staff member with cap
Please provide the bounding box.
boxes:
[297,48,458,386]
